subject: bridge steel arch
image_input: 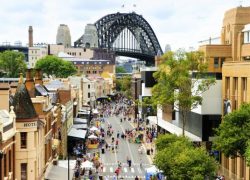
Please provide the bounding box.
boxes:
[75,12,163,64]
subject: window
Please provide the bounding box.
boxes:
[244,31,250,43]
[9,150,11,171]
[88,93,90,98]
[20,132,27,148]
[4,154,7,176]
[242,77,247,103]
[221,57,225,68]
[225,77,230,99]
[88,84,90,89]
[79,52,81,56]
[21,163,27,180]
[214,57,219,68]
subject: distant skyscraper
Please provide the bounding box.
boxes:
[56,24,71,47]
[165,44,171,53]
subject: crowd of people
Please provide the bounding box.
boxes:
[72,94,157,180]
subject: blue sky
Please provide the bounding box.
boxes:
[1,0,249,51]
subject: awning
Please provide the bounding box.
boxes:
[74,118,88,124]
[148,116,202,141]
[96,96,111,101]
[72,124,88,130]
[68,128,87,139]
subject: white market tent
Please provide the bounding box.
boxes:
[81,160,93,169]
[88,134,98,139]
[92,109,99,114]
[146,165,160,173]
[89,126,99,131]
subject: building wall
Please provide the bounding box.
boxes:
[28,46,48,68]
[200,6,250,180]
[48,44,93,59]
[15,121,44,180]
[0,107,16,180]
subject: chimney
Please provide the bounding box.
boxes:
[34,69,43,85]
[25,69,35,98]
[0,83,10,110]
[28,26,33,47]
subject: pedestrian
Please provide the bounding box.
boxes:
[118,161,122,168]
[117,131,120,138]
[135,176,139,180]
[100,163,104,172]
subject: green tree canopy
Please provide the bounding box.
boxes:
[152,50,215,135]
[154,134,218,179]
[213,103,250,159]
[115,75,132,99]
[116,66,127,73]
[35,55,77,78]
[0,50,27,77]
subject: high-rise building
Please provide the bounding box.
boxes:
[56,24,71,47]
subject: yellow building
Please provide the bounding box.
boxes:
[200,6,250,180]
[12,75,46,180]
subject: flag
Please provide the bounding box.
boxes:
[121,4,125,8]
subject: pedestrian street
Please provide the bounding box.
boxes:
[98,115,152,179]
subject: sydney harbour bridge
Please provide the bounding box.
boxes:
[74,12,163,65]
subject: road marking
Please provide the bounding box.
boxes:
[110,167,113,172]
[103,167,106,172]
[131,167,135,173]
[137,167,142,174]
[123,167,127,173]
[119,123,135,164]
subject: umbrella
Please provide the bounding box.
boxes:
[90,126,99,131]
[81,160,93,168]
[88,134,98,139]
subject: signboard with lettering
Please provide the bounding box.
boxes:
[23,122,37,128]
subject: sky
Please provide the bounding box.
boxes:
[0,0,250,51]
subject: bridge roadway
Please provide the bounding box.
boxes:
[97,115,152,179]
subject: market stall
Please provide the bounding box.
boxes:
[86,134,99,149]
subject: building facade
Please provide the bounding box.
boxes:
[0,106,16,180]
[28,46,48,68]
[200,6,250,180]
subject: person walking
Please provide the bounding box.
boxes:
[135,176,139,180]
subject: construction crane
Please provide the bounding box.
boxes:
[198,37,220,44]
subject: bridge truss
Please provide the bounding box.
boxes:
[75,12,163,63]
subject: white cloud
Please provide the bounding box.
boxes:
[0,0,249,50]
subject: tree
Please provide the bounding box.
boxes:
[115,75,132,99]
[35,55,77,78]
[0,50,27,77]
[116,66,127,73]
[213,103,250,159]
[152,50,215,135]
[154,134,218,179]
